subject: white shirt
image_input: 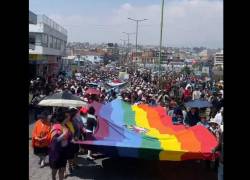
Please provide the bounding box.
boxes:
[192,90,201,100]
[220,90,224,98]
[214,112,223,125]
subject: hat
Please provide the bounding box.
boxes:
[66,107,78,115]
[80,107,88,114]
[209,118,220,127]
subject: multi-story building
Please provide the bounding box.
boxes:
[214,50,223,69]
[141,50,155,64]
[29,10,67,79]
[155,50,169,64]
[130,49,171,65]
[199,49,209,61]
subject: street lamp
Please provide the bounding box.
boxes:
[128,17,148,71]
[122,32,135,50]
[158,0,165,88]
[122,32,135,65]
[120,39,127,65]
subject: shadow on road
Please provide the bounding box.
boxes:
[69,157,217,180]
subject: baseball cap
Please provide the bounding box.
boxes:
[80,107,88,114]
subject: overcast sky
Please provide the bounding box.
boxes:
[29,0,223,48]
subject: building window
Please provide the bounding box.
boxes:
[57,39,61,50]
[56,39,59,50]
[55,38,58,49]
[49,35,53,48]
[42,34,48,47]
[60,41,63,50]
[53,37,57,49]
[61,41,66,50]
[29,37,35,45]
[35,33,42,46]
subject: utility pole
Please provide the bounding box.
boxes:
[120,39,127,65]
[123,32,135,66]
[158,0,165,88]
[128,18,148,72]
[77,54,80,71]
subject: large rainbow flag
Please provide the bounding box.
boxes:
[77,99,218,161]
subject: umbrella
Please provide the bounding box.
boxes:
[38,91,87,107]
[185,99,212,109]
[87,83,99,87]
[85,88,101,95]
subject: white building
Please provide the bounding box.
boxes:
[199,49,208,61]
[29,10,67,79]
[214,50,223,69]
[82,55,103,63]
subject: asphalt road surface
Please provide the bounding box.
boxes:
[29,140,217,179]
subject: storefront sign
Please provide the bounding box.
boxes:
[29,54,48,64]
[29,54,47,61]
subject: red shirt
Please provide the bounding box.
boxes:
[184,89,192,97]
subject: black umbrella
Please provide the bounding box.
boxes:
[38,91,87,107]
[185,99,212,109]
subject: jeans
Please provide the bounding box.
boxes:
[218,162,223,180]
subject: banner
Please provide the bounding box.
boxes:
[202,67,209,74]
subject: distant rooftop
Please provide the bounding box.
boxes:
[216,50,223,54]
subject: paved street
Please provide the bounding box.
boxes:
[29,138,217,179]
[29,140,217,180]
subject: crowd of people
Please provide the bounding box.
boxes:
[32,106,98,180]
[30,63,223,180]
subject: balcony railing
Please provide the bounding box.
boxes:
[37,15,67,35]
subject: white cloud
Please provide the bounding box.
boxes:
[48,0,223,48]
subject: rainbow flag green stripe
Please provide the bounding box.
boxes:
[81,99,218,161]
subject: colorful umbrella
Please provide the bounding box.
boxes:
[87,82,99,87]
[77,99,218,161]
[38,91,87,107]
[185,99,212,109]
[85,88,101,95]
[107,81,126,87]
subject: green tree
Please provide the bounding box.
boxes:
[181,66,192,75]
